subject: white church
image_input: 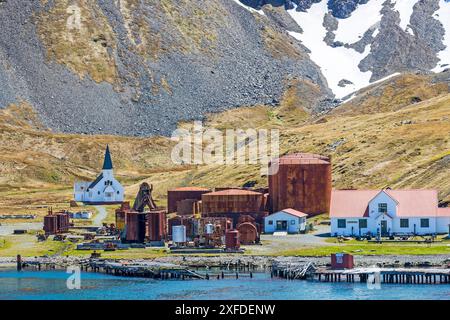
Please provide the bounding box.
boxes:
[74,145,124,204]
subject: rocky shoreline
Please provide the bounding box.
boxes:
[1,254,449,270]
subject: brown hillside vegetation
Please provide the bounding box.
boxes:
[0,89,449,217]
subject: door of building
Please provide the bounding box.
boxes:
[276,221,287,231]
[381,220,388,235]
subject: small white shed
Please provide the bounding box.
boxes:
[264,208,308,234]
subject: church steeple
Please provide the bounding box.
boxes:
[102,145,113,170]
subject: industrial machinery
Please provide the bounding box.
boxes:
[117,182,167,243]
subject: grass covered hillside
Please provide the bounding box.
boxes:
[0,75,449,218]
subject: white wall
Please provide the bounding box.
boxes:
[331,217,439,236]
[264,212,306,234]
[437,217,450,234]
[73,170,124,203]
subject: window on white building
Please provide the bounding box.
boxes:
[337,219,346,228]
[359,219,367,228]
[268,220,273,225]
[400,219,409,228]
[420,219,429,228]
[378,203,387,214]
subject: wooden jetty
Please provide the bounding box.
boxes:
[271,261,317,280]
[83,260,206,280]
[314,267,450,285]
[272,260,450,285]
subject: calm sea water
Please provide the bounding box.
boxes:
[0,270,449,300]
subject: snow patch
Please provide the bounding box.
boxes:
[433,0,450,72]
[393,0,418,35]
[230,0,265,15]
[334,0,385,44]
[288,1,375,98]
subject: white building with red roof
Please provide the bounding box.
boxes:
[330,189,450,236]
[264,208,308,234]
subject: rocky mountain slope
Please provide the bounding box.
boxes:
[1,0,449,136]
[0,0,330,136]
[241,0,450,98]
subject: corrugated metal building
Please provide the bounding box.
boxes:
[268,153,332,216]
[167,187,210,214]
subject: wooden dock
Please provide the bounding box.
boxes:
[314,268,450,284]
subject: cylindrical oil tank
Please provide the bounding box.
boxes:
[205,223,214,235]
[225,230,240,250]
[115,210,126,231]
[43,215,58,235]
[172,225,187,243]
[202,189,264,215]
[167,187,210,213]
[268,153,332,216]
[125,212,144,242]
[146,210,167,241]
[237,222,258,244]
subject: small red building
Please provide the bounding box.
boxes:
[331,253,354,269]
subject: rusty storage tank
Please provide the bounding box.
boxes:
[268,153,332,216]
[56,212,70,233]
[125,212,146,243]
[146,210,167,241]
[177,199,201,216]
[202,189,264,215]
[237,222,258,244]
[167,187,210,213]
[43,215,58,235]
[225,230,240,250]
[115,202,130,231]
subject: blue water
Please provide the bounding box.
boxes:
[0,270,449,300]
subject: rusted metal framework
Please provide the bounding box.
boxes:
[268,153,332,216]
[116,183,167,243]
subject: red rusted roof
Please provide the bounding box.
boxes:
[437,207,450,217]
[204,189,262,196]
[330,189,439,218]
[170,186,210,191]
[279,208,308,218]
[272,153,330,165]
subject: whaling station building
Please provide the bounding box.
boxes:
[65,149,449,246]
[330,189,450,236]
[73,145,124,204]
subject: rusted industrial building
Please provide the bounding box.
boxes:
[202,189,265,215]
[167,187,210,214]
[43,209,70,235]
[115,183,167,243]
[201,189,267,228]
[268,153,332,216]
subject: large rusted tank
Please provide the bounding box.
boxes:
[43,215,58,235]
[167,187,210,213]
[43,210,70,235]
[268,153,332,216]
[202,189,264,215]
[146,210,167,241]
[125,212,146,243]
[237,222,258,244]
[225,230,240,250]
